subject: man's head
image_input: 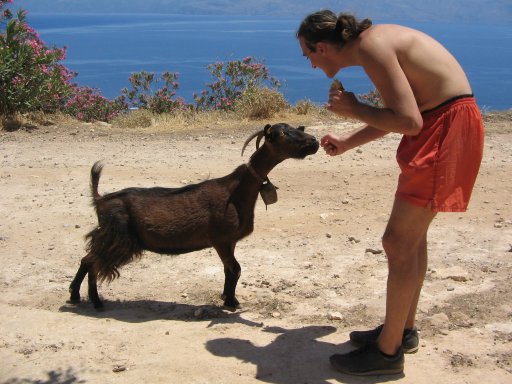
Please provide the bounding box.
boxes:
[297,10,372,52]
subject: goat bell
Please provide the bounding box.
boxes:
[260,178,278,207]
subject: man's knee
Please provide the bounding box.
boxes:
[382,230,417,266]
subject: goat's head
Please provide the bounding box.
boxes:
[241,123,319,160]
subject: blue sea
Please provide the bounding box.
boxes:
[25,13,512,111]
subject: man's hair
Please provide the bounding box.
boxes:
[297,10,372,52]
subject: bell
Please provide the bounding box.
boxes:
[260,179,278,207]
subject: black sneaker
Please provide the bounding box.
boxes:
[349,324,419,354]
[330,342,404,376]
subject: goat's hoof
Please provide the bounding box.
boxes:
[223,303,240,312]
[66,298,81,305]
[222,297,240,312]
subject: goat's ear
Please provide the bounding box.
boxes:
[263,124,272,135]
[297,125,305,132]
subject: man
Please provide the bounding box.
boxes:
[297,10,484,375]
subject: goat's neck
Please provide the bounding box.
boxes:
[248,146,281,180]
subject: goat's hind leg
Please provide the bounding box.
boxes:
[68,255,104,310]
[68,261,88,304]
[87,263,104,310]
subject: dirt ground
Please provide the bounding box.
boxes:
[0,115,511,384]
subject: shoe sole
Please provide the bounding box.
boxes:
[405,345,419,354]
[330,359,403,376]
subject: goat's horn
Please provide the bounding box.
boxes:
[241,130,264,156]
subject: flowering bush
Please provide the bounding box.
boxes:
[358,88,384,108]
[0,4,76,116]
[120,71,189,114]
[194,56,280,111]
[63,87,127,122]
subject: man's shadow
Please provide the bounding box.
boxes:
[206,325,404,384]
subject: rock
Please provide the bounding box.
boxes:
[328,311,344,321]
[447,275,468,282]
[365,248,383,254]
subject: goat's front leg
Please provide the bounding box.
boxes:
[215,243,241,310]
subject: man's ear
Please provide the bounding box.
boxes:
[316,41,328,54]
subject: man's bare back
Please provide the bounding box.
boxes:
[362,24,472,111]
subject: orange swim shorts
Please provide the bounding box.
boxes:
[395,96,484,212]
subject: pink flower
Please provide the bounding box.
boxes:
[11,76,23,86]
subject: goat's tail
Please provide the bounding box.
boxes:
[86,160,143,282]
[90,161,104,201]
[85,222,143,283]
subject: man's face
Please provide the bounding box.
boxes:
[298,37,337,78]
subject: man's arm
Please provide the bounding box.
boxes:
[321,124,389,156]
[327,32,424,135]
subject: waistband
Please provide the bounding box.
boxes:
[421,94,474,115]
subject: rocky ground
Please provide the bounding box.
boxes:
[0,115,511,383]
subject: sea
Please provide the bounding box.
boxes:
[24,13,512,111]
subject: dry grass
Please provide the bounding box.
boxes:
[111,103,336,133]
[482,110,512,134]
[1,111,76,132]
[2,107,509,135]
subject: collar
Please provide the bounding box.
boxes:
[246,162,265,184]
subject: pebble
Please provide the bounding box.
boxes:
[327,311,344,321]
[112,365,127,373]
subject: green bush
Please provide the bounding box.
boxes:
[194,57,281,111]
[120,71,189,114]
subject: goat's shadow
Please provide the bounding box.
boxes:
[206,325,404,384]
[59,299,263,328]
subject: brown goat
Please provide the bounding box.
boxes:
[68,123,319,310]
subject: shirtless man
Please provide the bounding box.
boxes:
[297,10,484,376]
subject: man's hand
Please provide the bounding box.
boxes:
[320,133,350,156]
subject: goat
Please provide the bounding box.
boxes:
[68,123,319,310]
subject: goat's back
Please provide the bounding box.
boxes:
[91,165,258,254]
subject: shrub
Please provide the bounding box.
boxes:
[194,56,281,111]
[294,98,316,115]
[359,88,384,108]
[234,87,288,119]
[0,5,76,116]
[63,87,127,122]
[111,108,154,129]
[120,71,190,114]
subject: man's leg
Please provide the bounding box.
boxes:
[406,234,428,329]
[378,198,436,356]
